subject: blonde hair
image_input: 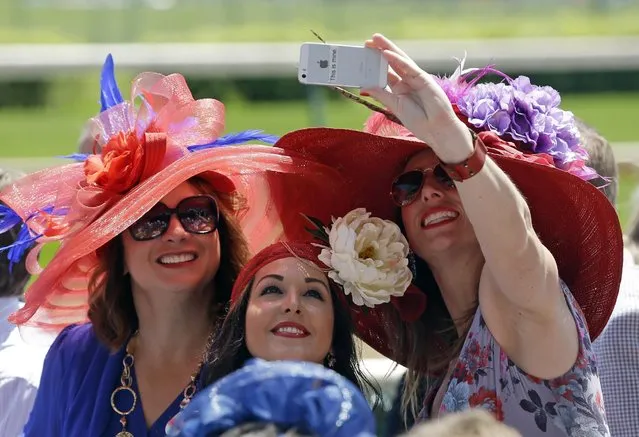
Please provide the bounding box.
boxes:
[402,410,521,437]
[220,423,311,437]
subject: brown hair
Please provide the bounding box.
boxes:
[220,423,311,437]
[395,261,477,421]
[394,207,478,421]
[87,176,250,350]
[402,409,521,437]
[575,117,617,206]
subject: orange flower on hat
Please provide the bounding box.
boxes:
[84,131,145,194]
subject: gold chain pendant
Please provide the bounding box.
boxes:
[111,331,209,437]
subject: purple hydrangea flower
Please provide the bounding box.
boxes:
[448,74,592,180]
[511,76,535,93]
[510,92,540,145]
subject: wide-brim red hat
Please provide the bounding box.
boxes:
[0,59,348,335]
[272,122,622,363]
[230,241,327,306]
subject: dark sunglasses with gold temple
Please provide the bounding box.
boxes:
[128,195,220,241]
[390,165,457,207]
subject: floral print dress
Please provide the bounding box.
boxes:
[417,281,610,436]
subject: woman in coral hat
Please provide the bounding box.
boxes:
[0,56,347,437]
[273,34,622,436]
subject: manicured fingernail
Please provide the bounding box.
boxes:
[360,91,370,97]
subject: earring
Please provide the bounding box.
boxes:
[326,351,336,368]
[408,250,417,280]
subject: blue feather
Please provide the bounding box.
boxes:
[4,225,41,273]
[0,204,23,234]
[100,54,124,112]
[187,130,279,152]
[0,205,39,272]
[58,153,90,162]
[0,205,64,271]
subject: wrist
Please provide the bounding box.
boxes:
[429,122,475,163]
[439,130,488,182]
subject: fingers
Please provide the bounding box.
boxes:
[382,50,420,79]
[387,69,401,88]
[383,49,447,101]
[366,35,415,88]
[368,34,435,91]
[360,86,399,115]
[364,42,405,93]
[366,38,401,89]
[387,72,414,97]
[371,33,411,60]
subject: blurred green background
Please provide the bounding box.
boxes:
[1,2,639,421]
[1,0,639,268]
[2,0,639,43]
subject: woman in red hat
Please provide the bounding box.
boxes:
[0,56,346,437]
[273,34,622,436]
[199,203,424,398]
[201,226,403,397]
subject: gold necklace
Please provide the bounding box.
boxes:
[110,331,207,437]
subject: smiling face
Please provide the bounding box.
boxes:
[121,181,221,297]
[400,148,479,260]
[244,257,334,364]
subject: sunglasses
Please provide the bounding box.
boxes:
[129,195,220,241]
[391,165,455,207]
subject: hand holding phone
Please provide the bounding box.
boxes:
[298,43,388,89]
[361,34,473,163]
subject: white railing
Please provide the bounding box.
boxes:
[1,36,639,79]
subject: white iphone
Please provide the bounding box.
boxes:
[298,43,388,89]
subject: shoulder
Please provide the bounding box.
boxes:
[43,323,108,379]
[28,324,108,411]
[55,322,98,344]
[50,323,102,352]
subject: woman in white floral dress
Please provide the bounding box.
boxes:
[270,33,623,436]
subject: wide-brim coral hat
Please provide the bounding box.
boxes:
[272,118,622,362]
[0,57,349,334]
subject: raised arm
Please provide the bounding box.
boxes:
[362,35,561,314]
[361,35,582,378]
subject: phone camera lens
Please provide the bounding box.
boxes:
[301,74,307,79]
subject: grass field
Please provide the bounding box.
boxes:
[2,85,639,268]
[1,82,638,157]
[1,1,639,43]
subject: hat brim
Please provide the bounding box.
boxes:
[273,127,622,361]
[7,144,349,331]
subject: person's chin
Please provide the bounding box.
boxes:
[155,280,207,295]
[267,349,314,363]
[156,265,206,282]
[412,238,457,259]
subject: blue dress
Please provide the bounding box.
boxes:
[23,323,198,437]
